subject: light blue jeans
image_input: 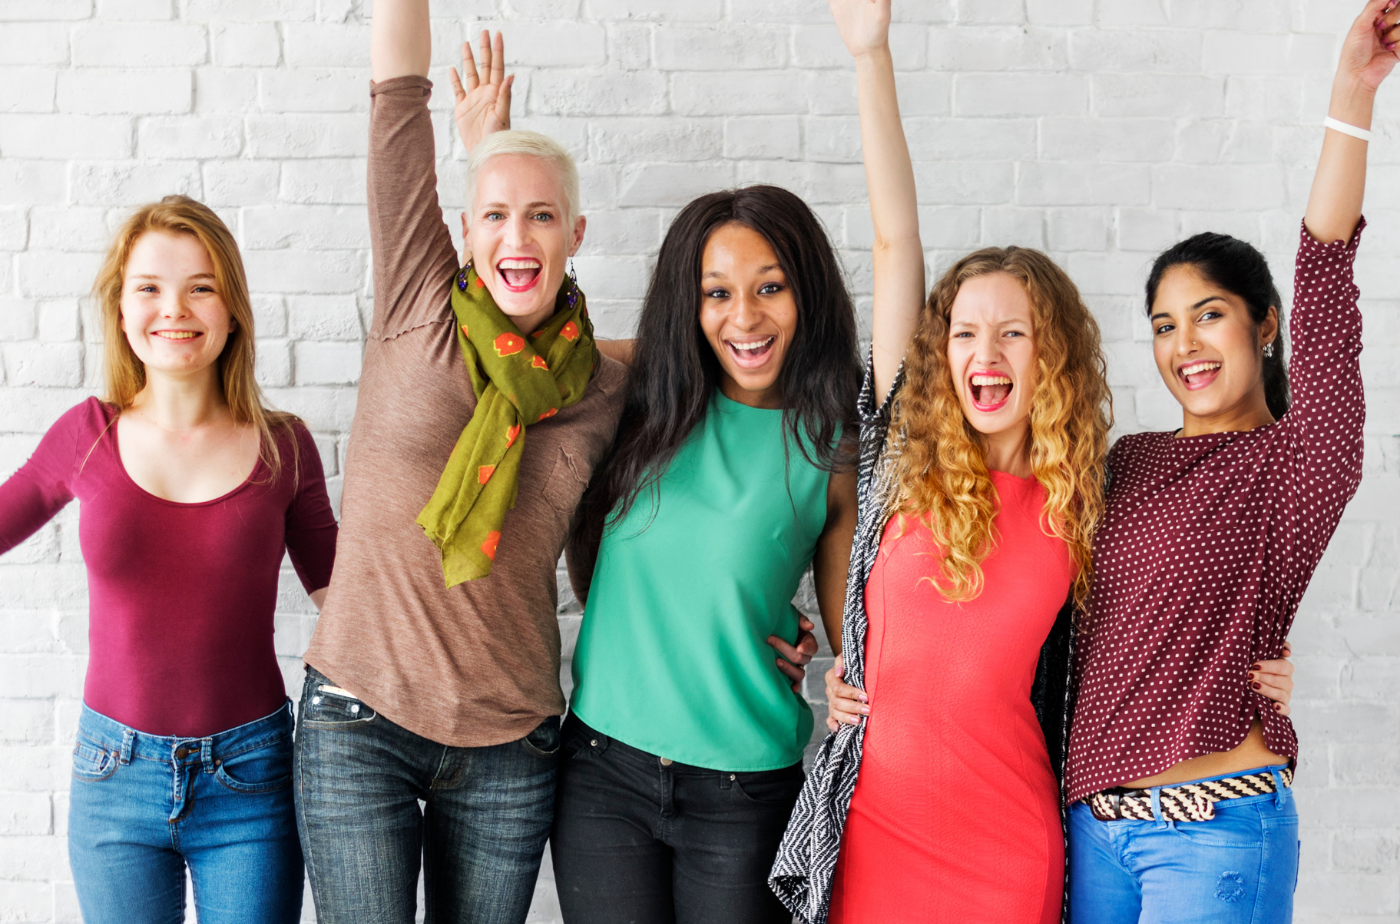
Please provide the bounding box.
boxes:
[67,701,303,924]
[1068,766,1299,924]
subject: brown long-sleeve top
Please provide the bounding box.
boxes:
[302,76,627,748]
[1065,221,1366,804]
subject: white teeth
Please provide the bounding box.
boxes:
[155,331,198,340]
[1180,362,1221,376]
[498,258,541,269]
[730,337,774,352]
[970,374,1011,386]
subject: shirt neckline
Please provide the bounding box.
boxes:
[110,411,265,508]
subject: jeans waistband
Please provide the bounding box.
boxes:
[564,712,794,777]
[77,700,294,766]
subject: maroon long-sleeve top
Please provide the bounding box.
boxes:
[0,398,338,737]
[1066,221,1366,804]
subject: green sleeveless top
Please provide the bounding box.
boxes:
[569,392,829,771]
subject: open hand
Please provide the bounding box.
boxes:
[1341,0,1400,92]
[829,0,891,58]
[768,615,820,694]
[449,30,513,154]
[1250,640,1295,717]
[824,654,869,733]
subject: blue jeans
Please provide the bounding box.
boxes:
[1068,766,1299,924]
[294,666,559,924]
[67,701,302,924]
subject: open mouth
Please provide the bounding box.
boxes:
[497,258,542,292]
[969,372,1012,412]
[726,335,776,370]
[153,330,202,341]
[1178,360,1221,390]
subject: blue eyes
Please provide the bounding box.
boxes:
[484,212,553,222]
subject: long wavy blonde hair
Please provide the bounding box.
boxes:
[887,246,1111,604]
[92,195,297,478]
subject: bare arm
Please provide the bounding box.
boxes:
[832,0,925,404]
[811,467,857,655]
[310,587,328,611]
[371,0,430,82]
[1304,0,1397,243]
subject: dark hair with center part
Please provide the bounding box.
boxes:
[575,185,861,547]
[1145,232,1289,420]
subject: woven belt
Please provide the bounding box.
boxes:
[1088,767,1293,823]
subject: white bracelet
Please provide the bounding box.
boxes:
[1324,116,1373,142]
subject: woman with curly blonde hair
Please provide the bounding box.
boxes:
[768,3,1109,922]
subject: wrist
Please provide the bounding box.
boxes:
[852,43,893,66]
[1329,75,1378,127]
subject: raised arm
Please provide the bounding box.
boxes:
[1305,0,1398,243]
[371,0,430,82]
[451,31,514,153]
[832,0,925,404]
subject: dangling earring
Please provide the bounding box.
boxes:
[566,258,579,309]
[457,259,473,292]
[1263,342,1275,359]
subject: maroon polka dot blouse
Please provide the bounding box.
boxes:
[1065,220,1366,804]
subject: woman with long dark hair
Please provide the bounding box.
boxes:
[1063,4,1393,920]
[550,184,861,924]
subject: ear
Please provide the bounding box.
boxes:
[568,214,587,257]
[1260,305,1280,348]
[460,212,472,266]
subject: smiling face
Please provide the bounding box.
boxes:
[465,153,586,335]
[1150,264,1277,434]
[945,272,1038,454]
[698,222,798,410]
[119,230,233,383]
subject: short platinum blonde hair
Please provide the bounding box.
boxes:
[466,130,580,225]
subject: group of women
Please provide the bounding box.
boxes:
[0,0,1389,922]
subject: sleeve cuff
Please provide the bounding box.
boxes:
[1298,215,1365,262]
[370,74,433,97]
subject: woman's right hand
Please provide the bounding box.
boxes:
[829,0,891,59]
[450,30,513,154]
[825,654,870,733]
[1339,0,1400,93]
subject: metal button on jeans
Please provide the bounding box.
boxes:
[659,757,673,767]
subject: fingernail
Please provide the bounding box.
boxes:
[1274,703,1283,712]
[1248,672,1256,681]
[858,694,868,703]
[1251,663,1262,671]
[1251,681,1262,690]
[861,706,870,715]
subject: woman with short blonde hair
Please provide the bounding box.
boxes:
[0,194,337,923]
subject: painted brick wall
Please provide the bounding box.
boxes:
[1,0,1398,921]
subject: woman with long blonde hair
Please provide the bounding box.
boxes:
[0,195,337,923]
[768,3,1109,921]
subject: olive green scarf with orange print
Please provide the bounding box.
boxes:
[417,264,597,587]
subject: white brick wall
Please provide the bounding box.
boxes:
[1,1,1397,921]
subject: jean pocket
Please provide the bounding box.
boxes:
[731,764,805,807]
[71,738,118,783]
[216,737,294,795]
[1166,801,1268,849]
[521,716,562,759]
[301,682,377,728]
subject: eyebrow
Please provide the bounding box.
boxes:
[701,263,783,280]
[1150,295,1225,322]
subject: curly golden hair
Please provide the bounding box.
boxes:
[887,246,1111,604]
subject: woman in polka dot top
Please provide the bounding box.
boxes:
[1064,3,1396,921]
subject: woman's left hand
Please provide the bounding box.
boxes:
[450,30,513,154]
[1341,0,1400,93]
[1250,640,1295,717]
[769,615,820,694]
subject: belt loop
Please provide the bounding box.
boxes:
[1270,768,1285,809]
[200,738,215,774]
[1149,787,1166,826]
[119,729,134,765]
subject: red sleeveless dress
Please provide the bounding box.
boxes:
[829,471,1070,924]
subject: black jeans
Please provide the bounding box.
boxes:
[294,667,560,924]
[551,714,802,924]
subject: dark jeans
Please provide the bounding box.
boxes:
[551,713,803,924]
[293,667,559,924]
[68,701,302,924]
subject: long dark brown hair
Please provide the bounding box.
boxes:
[575,185,860,542]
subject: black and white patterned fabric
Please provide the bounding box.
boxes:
[769,357,1077,924]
